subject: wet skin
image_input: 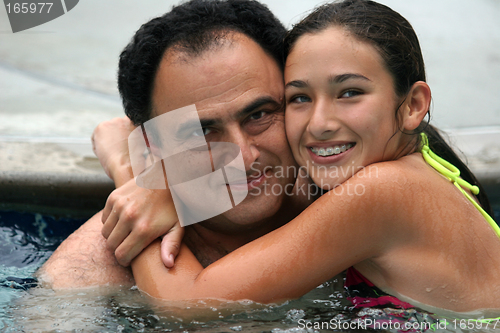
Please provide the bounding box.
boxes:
[285,27,412,189]
[37,33,311,288]
[147,33,305,263]
[132,27,500,314]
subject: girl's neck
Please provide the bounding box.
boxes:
[393,135,420,160]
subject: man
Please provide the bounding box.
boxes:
[38,0,314,289]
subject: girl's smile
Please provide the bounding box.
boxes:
[307,141,355,164]
[284,26,408,188]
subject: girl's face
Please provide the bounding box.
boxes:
[285,26,407,189]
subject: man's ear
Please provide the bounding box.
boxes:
[401,81,431,131]
[149,141,162,158]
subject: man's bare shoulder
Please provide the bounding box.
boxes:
[37,211,133,289]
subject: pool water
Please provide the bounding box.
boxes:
[1,209,500,332]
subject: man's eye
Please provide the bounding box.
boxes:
[249,111,268,120]
[289,95,311,104]
[340,90,363,98]
[192,128,213,137]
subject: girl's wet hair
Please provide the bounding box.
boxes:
[285,0,424,98]
[284,0,493,216]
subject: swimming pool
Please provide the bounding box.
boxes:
[1,207,499,332]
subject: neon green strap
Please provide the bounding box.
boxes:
[420,133,500,238]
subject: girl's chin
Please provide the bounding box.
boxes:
[310,177,344,191]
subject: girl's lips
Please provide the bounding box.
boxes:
[307,141,354,148]
[306,142,356,164]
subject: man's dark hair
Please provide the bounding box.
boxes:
[118,0,286,126]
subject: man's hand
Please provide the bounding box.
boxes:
[91,117,136,187]
[102,178,183,267]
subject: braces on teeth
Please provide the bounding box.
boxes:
[311,143,354,157]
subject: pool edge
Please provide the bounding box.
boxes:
[1,127,499,217]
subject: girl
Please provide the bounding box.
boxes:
[131,0,500,315]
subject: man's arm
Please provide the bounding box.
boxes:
[37,118,137,289]
[38,117,181,289]
[37,212,134,289]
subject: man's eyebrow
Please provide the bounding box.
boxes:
[328,73,371,84]
[235,96,283,118]
[180,97,280,130]
[176,118,216,133]
[199,118,217,128]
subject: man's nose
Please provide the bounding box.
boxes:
[307,99,341,139]
[208,128,260,173]
[227,128,260,169]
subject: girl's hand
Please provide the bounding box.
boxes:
[102,178,183,267]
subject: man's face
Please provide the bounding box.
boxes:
[151,33,297,233]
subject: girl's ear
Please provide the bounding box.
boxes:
[401,81,431,131]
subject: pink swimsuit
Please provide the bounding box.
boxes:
[344,267,414,309]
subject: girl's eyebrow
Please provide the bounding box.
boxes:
[285,73,371,90]
[285,80,308,90]
[328,73,371,84]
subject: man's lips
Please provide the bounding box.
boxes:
[227,170,269,190]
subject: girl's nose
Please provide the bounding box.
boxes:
[307,100,341,139]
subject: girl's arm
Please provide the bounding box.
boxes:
[91,117,136,188]
[131,164,405,303]
[92,117,183,267]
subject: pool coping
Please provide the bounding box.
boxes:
[0,138,114,217]
[1,127,499,218]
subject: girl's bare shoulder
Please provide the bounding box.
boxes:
[313,154,427,227]
[348,153,429,194]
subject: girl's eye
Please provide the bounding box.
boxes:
[340,90,363,98]
[289,95,312,104]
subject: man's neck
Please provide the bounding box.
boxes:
[184,176,317,267]
[184,216,284,267]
